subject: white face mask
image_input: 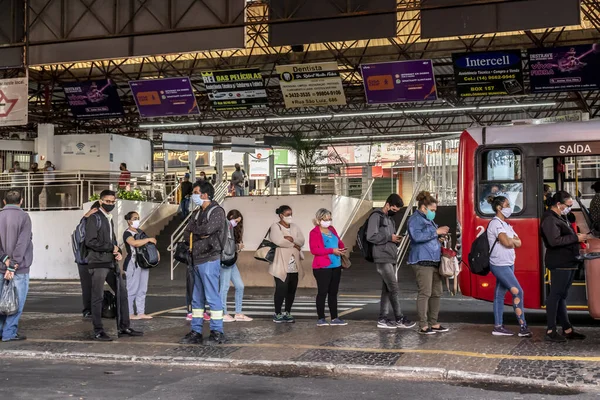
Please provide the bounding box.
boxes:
[230,219,238,228]
[131,220,140,229]
[320,221,332,228]
[561,206,572,216]
[283,216,293,224]
[191,194,205,206]
[500,207,512,219]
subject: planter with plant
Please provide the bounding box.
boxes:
[89,188,147,202]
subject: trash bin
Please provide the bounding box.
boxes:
[584,239,600,319]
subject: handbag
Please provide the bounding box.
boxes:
[254,228,278,263]
[439,235,461,294]
[341,252,351,269]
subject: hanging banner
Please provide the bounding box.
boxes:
[249,151,269,180]
[61,140,101,157]
[360,60,437,104]
[528,44,600,93]
[201,68,268,111]
[452,50,524,97]
[276,62,346,108]
[0,77,28,126]
[63,79,124,120]
[129,77,200,118]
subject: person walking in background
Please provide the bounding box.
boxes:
[269,205,305,323]
[309,208,347,327]
[43,161,56,209]
[221,210,252,323]
[0,189,33,342]
[590,181,600,226]
[77,201,100,319]
[367,194,415,330]
[118,163,131,190]
[541,191,589,342]
[180,173,193,219]
[231,164,245,197]
[407,191,450,335]
[486,195,532,338]
[123,211,157,320]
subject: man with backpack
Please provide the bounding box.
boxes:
[365,194,416,330]
[85,190,143,341]
[180,181,227,345]
[76,202,100,319]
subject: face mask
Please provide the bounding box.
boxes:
[426,209,436,221]
[102,203,115,212]
[283,216,293,224]
[561,206,572,216]
[191,194,203,205]
[387,210,397,217]
[131,220,140,229]
[320,221,332,228]
[501,207,512,219]
[230,219,238,228]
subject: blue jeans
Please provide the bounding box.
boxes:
[235,186,244,197]
[181,197,190,219]
[0,274,29,341]
[490,265,527,327]
[220,264,244,315]
[191,259,223,333]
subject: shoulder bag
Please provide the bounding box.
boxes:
[254,228,278,263]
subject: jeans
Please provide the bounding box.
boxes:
[181,197,190,219]
[412,264,443,329]
[490,264,527,327]
[313,267,342,319]
[376,263,404,320]
[126,259,150,315]
[235,186,244,197]
[77,263,92,313]
[90,267,130,334]
[191,259,223,333]
[546,269,576,332]
[274,273,299,314]
[0,273,29,341]
[220,264,245,315]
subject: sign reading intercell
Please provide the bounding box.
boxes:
[452,50,524,97]
[129,77,200,118]
[202,68,268,111]
[360,60,437,104]
[63,79,124,119]
[0,78,28,126]
[276,62,346,108]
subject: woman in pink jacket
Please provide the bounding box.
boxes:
[309,208,348,327]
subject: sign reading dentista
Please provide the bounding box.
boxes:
[129,77,200,118]
[0,78,28,126]
[276,62,346,108]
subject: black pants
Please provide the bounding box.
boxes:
[77,263,92,313]
[90,267,130,334]
[313,267,342,319]
[546,269,577,332]
[274,273,299,314]
[376,263,404,320]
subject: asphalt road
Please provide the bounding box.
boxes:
[0,358,596,400]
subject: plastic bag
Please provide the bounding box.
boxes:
[0,279,19,316]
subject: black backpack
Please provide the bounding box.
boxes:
[134,230,160,269]
[101,290,116,319]
[467,222,498,276]
[356,210,385,262]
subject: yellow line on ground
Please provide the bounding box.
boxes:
[23,339,600,363]
[149,306,186,317]
[338,307,362,317]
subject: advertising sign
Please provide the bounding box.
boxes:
[63,79,124,120]
[452,50,524,97]
[249,151,269,180]
[201,68,268,111]
[528,44,600,93]
[129,77,199,118]
[0,78,28,126]
[61,140,101,157]
[276,62,346,108]
[360,60,437,104]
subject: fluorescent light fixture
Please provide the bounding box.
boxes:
[139,122,200,129]
[266,114,333,121]
[404,107,477,114]
[333,110,405,118]
[202,118,265,125]
[477,102,556,110]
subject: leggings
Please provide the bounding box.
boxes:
[313,267,342,319]
[274,273,299,315]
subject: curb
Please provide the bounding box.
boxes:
[1,349,597,392]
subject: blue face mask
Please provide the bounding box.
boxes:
[191,193,203,206]
[426,209,436,221]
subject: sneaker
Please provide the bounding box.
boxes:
[545,330,567,343]
[186,313,193,321]
[431,325,449,333]
[283,312,295,323]
[396,316,416,329]
[223,314,235,323]
[2,334,27,342]
[207,330,226,345]
[317,318,329,327]
[492,325,515,336]
[273,313,285,323]
[203,311,211,321]
[118,328,144,338]
[518,326,533,338]
[564,330,586,340]
[330,318,348,326]
[93,332,113,342]
[419,327,436,335]
[377,318,397,329]
[180,331,203,345]
[82,310,92,319]
[234,314,253,322]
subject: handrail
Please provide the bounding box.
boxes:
[339,178,375,239]
[139,182,180,229]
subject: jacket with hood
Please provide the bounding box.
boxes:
[185,201,225,265]
[366,209,398,264]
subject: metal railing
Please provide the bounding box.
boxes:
[339,178,375,240]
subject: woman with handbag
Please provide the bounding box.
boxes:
[269,205,305,323]
[407,191,450,335]
[123,211,157,320]
[221,210,252,323]
[309,208,348,327]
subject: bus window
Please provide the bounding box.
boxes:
[479,149,524,215]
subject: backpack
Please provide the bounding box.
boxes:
[101,290,116,319]
[356,210,385,262]
[71,213,101,265]
[134,230,160,269]
[467,221,498,276]
[204,206,237,267]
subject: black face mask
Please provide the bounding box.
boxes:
[102,203,115,212]
[387,210,397,217]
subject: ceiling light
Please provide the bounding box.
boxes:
[333,110,405,118]
[404,107,477,114]
[201,118,265,125]
[139,122,200,129]
[477,102,556,110]
[266,114,333,121]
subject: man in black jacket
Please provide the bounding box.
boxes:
[540,190,589,343]
[85,190,143,341]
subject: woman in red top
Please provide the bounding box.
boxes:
[309,208,348,327]
[118,163,131,190]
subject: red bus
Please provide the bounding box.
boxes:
[457,121,600,313]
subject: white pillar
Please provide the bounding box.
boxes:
[215,151,224,183]
[36,123,56,167]
[189,151,196,182]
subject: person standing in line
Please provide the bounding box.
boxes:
[180,173,193,219]
[0,189,33,342]
[118,163,131,190]
[486,195,532,338]
[180,181,227,345]
[85,190,143,341]
[367,193,415,330]
[309,208,347,327]
[541,191,589,342]
[123,211,157,320]
[590,181,600,226]
[231,164,245,197]
[221,209,252,323]
[269,205,305,323]
[407,192,450,335]
[77,201,100,319]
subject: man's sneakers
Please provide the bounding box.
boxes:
[180,331,203,345]
[117,328,144,338]
[82,310,92,319]
[396,317,416,329]
[208,330,226,345]
[2,334,27,342]
[94,332,113,342]
[431,325,449,333]
[492,325,515,336]
[545,330,567,343]
[377,318,397,329]
[419,327,436,335]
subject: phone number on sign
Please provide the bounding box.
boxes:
[477,74,517,81]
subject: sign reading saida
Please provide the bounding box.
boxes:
[202,68,268,111]
[276,62,346,108]
[452,50,524,97]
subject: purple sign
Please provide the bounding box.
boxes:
[129,77,200,118]
[528,44,600,93]
[360,60,438,104]
[63,79,124,120]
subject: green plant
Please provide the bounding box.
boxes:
[89,193,100,202]
[117,188,147,201]
[282,131,340,185]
